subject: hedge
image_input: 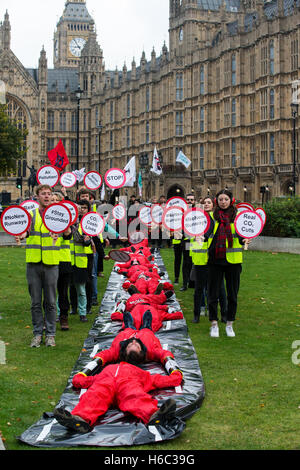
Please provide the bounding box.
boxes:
[260,197,300,238]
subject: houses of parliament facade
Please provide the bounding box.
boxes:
[0,0,299,202]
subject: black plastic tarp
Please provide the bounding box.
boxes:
[18,251,205,448]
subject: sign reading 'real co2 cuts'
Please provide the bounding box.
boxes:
[183,208,211,238]
[84,171,103,191]
[37,165,60,187]
[104,168,126,189]
[1,206,31,236]
[42,203,72,234]
[234,210,264,240]
[80,212,105,237]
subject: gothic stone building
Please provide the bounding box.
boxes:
[0,0,299,202]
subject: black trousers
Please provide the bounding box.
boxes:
[57,271,72,317]
[207,263,242,322]
[173,243,183,280]
[182,240,194,288]
[193,265,208,319]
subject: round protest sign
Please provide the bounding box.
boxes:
[234,210,264,239]
[151,204,164,225]
[183,208,210,238]
[42,203,72,234]
[61,201,78,226]
[37,165,60,187]
[84,171,103,191]
[20,200,39,213]
[139,205,152,226]
[255,207,267,226]
[60,172,77,188]
[105,168,126,190]
[162,206,183,232]
[112,204,126,221]
[166,197,188,212]
[236,202,254,212]
[1,205,31,236]
[80,212,105,237]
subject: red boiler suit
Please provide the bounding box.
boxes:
[122,292,169,311]
[71,362,182,426]
[111,304,183,332]
[94,327,175,366]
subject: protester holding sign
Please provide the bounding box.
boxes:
[14,185,63,348]
[206,189,248,338]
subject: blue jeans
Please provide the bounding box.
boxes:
[74,283,87,317]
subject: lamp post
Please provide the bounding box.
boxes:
[96,121,103,174]
[291,101,298,197]
[243,185,247,202]
[76,86,84,187]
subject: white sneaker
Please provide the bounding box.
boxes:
[226,325,236,337]
[200,307,206,316]
[210,324,219,338]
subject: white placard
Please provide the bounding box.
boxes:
[84,171,103,191]
[80,212,105,237]
[183,208,210,237]
[20,200,40,213]
[42,203,72,234]
[255,207,267,226]
[61,201,78,225]
[236,203,254,212]
[139,205,152,226]
[166,197,188,212]
[105,168,126,189]
[60,172,77,188]
[1,206,31,236]
[112,204,126,221]
[151,204,164,225]
[162,206,183,232]
[234,210,264,239]
[37,165,60,188]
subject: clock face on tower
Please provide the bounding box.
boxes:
[69,37,86,57]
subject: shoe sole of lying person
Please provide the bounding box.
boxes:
[54,407,92,434]
[148,398,177,426]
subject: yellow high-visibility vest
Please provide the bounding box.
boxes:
[26,209,60,265]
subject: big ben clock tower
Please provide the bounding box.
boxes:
[53,0,95,68]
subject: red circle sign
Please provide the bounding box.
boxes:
[37,165,60,187]
[1,205,31,236]
[166,197,188,212]
[42,203,72,234]
[151,204,163,225]
[61,201,78,225]
[183,208,211,237]
[104,168,126,189]
[162,206,184,232]
[234,210,264,239]
[84,171,103,191]
[112,204,126,221]
[80,212,105,237]
[20,200,40,213]
[60,172,77,188]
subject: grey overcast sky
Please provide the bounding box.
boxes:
[1,0,170,70]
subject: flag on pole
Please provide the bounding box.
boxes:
[176,150,191,169]
[48,139,69,172]
[138,171,143,198]
[123,156,136,187]
[150,146,162,176]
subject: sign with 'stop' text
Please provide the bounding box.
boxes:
[1,206,31,236]
[162,206,183,232]
[60,172,77,188]
[234,210,264,239]
[105,168,126,189]
[37,165,60,188]
[84,171,103,191]
[80,212,105,237]
[42,203,72,234]
[20,200,40,213]
[183,208,210,238]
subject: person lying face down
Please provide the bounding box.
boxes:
[54,361,182,434]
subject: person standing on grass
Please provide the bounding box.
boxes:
[15,185,62,348]
[206,189,248,338]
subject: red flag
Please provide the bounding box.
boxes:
[48,139,69,172]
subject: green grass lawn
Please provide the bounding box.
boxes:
[0,247,300,450]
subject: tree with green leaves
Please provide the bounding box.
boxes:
[0,104,28,173]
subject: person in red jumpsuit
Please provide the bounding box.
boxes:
[111,303,183,332]
[54,362,182,433]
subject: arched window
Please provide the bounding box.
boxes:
[5,96,27,177]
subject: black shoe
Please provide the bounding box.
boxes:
[128,285,139,295]
[154,283,164,295]
[192,316,199,324]
[91,299,98,306]
[180,286,187,292]
[141,310,152,330]
[54,407,92,434]
[148,398,177,426]
[123,311,136,330]
[174,278,179,285]
[80,316,88,322]
[221,315,227,324]
[70,310,77,315]
[86,310,92,315]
